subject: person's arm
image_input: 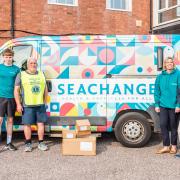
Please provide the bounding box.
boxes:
[175,70,180,113]
[42,72,48,104]
[154,75,161,112]
[44,84,48,104]
[14,86,23,113]
[14,73,23,113]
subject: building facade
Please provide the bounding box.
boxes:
[0,0,150,45]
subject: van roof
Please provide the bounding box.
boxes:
[2,35,180,48]
[13,34,180,41]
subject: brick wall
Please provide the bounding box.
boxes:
[0,0,11,45]
[0,0,150,46]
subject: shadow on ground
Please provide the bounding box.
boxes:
[0,131,162,154]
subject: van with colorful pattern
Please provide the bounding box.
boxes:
[0,35,179,147]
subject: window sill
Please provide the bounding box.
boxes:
[106,8,132,12]
[48,3,78,7]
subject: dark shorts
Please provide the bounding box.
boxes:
[0,98,16,117]
[22,105,47,125]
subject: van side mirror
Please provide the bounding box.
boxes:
[46,80,52,92]
[157,47,163,71]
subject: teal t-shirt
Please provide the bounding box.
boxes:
[0,64,20,98]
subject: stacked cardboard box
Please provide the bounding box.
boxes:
[62,120,96,156]
[76,120,91,137]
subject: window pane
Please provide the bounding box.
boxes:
[13,45,32,68]
[159,0,166,9]
[177,0,180,16]
[109,0,128,10]
[67,0,73,4]
[48,0,56,3]
[121,0,126,9]
[48,0,75,5]
[168,0,177,7]
[114,0,126,9]
[0,53,3,63]
[177,6,180,16]
[58,0,66,4]
[107,0,111,8]
[158,6,180,23]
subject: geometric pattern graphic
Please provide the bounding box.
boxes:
[3,34,180,132]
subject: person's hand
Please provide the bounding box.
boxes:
[175,107,180,113]
[155,107,160,113]
[17,104,23,113]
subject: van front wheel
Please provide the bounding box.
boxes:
[114,112,151,148]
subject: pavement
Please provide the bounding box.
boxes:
[0,132,180,180]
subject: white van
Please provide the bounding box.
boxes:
[0,34,179,147]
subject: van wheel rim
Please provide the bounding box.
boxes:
[122,120,144,142]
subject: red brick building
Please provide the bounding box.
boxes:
[0,0,151,46]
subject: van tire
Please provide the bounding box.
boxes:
[114,112,151,148]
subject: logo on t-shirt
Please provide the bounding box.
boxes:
[32,86,40,94]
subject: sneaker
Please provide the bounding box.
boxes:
[38,142,48,151]
[4,143,17,151]
[24,143,32,152]
[175,154,180,158]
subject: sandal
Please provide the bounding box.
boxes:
[156,147,170,154]
[169,148,177,154]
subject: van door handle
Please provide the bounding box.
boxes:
[106,74,112,78]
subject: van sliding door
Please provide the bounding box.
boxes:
[40,36,107,130]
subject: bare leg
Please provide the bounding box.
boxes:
[0,117,3,142]
[6,117,13,144]
[37,123,48,151]
[177,122,180,149]
[24,125,32,140]
[37,123,44,141]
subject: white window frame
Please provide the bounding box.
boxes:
[153,0,180,26]
[48,0,78,7]
[177,0,180,16]
[106,0,132,12]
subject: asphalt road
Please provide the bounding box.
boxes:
[0,132,180,180]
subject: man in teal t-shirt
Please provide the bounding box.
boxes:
[0,48,19,151]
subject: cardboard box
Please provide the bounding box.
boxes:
[62,136,96,156]
[76,130,91,137]
[62,129,76,139]
[76,119,91,131]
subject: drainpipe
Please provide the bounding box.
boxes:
[10,0,15,38]
[149,0,153,34]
